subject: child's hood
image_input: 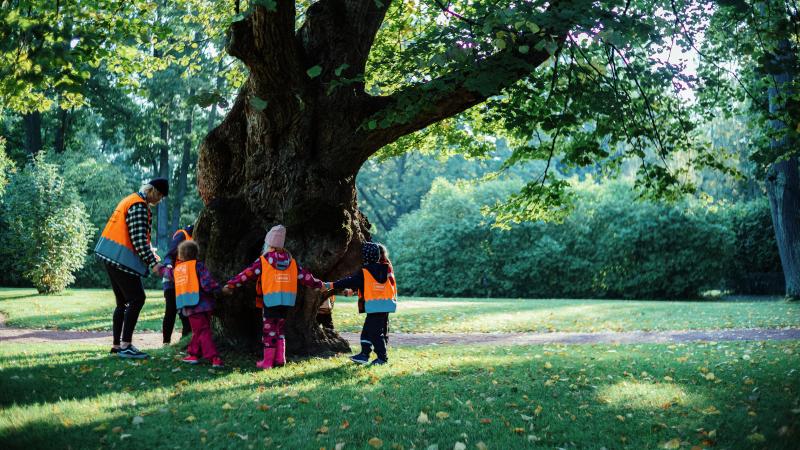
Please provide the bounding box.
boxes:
[363,262,389,283]
[264,251,292,270]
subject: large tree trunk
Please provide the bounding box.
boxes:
[194,1,564,355]
[764,38,800,300]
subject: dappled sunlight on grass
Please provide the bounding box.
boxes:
[597,380,692,410]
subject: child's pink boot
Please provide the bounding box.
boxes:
[274,319,286,367]
[274,338,286,367]
[256,348,276,370]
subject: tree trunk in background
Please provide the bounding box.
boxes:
[156,118,170,252]
[171,107,193,232]
[195,2,562,354]
[54,107,71,153]
[764,38,800,300]
[766,158,800,299]
[23,111,42,156]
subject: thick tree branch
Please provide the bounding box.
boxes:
[298,0,393,83]
[353,39,557,167]
[227,0,298,83]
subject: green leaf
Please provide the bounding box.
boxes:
[306,65,322,79]
[250,96,268,111]
[334,63,350,77]
[368,120,377,130]
[518,45,529,54]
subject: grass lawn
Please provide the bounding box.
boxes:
[1,340,798,449]
[1,288,799,334]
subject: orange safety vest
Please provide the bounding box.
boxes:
[173,229,192,241]
[174,260,200,308]
[362,269,397,313]
[94,193,151,275]
[257,256,298,308]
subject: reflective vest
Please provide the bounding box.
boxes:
[174,260,200,308]
[362,269,397,313]
[173,229,192,241]
[94,193,151,275]
[257,256,298,308]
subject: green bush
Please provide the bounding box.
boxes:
[0,154,93,293]
[716,200,783,294]
[388,179,736,299]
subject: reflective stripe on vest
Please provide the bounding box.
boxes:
[94,193,150,275]
[174,260,200,308]
[258,256,298,308]
[173,229,192,241]
[362,268,397,313]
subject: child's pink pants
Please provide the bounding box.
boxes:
[187,312,218,359]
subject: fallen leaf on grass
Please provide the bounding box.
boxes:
[132,416,144,426]
[616,415,625,422]
[258,404,270,411]
[222,403,233,410]
[475,442,488,450]
[185,415,196,423]
[112,426,123,433]
[661,438,681,449]
[335,444,345,450]
[534,405,543,415]
[435,411,450,420]
[341,420,350,429]
[417,412,430,424]
[454,442,466,450]
[93,424,108,432]
[513,428,525,434]
[368,437,383,448]
[298,397,310,404]
[120,434,131,440]
[747,433,765,443]
[480,418,492,424]
[317,426,329,434]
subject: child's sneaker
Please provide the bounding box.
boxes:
[211,357,224,368]
[118,345,148,359]
[349,353,370,365]
[182,355,200,364]
[109,347,120,354]
[370,358,388,366]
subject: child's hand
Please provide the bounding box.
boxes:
[222,286,234,296]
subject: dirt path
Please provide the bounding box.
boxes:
[2,313,798,349]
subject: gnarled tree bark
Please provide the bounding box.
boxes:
[195,0,568,355]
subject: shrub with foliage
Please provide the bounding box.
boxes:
[389,179,735,299]
[0,155,93,293]
[716,200,783,294]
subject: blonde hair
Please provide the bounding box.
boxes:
[178,240,199,261]
[140,184,157,195]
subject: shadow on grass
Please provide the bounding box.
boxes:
[1,342,798,450]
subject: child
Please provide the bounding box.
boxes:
[324,242,396,365]
[222,225,325,369]
[161,225,193,344]
[170,240,224,368]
